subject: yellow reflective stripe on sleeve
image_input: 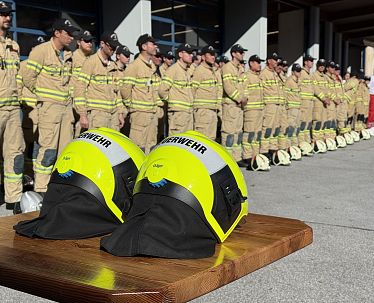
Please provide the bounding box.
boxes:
[26,60,43,73]
[0,96,19,106]
[86,99,116,110]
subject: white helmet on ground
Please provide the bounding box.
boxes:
[20,191,43,213]
[272,150,291,166]
[251,154,271,171]
[325,138,338,151]
[336,135,347,148]
[313,140,327,154]
[344,132,354,145]
[299,142,314,156]
[361,129,371,140]
[289,146,302,160]
[351,131,360,142]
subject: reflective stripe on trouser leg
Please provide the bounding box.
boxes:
[193,108,218,140]
[243,108,263,160]
[260,103,279,152]
[0,108,25,202]
[130,111,158,155]
[221,103,243,161]
[287,107,300,148]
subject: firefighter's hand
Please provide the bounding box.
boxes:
[80,114,89,129]
[240,97,248,108]
[118,113,125,128]
[324,98,331,106]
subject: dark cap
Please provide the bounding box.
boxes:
[77,30,94,41]
[292,63,302,72]
[316,59,327,67]
[101,31,121,49]
[364,75,371,81]
[163,50,175,59]
[267,52,280,61]
[136,34,156,48]
[249,54,265,63]
[0,1,15,13]
[176,43,194,54]
[116,45,133,57]
[217,55,229,64]
[280,60,289,67]
[154,47,162,57]
[303,54,316,62]
[240,59,247,65]
[32,36,45,48]
[52,18,79,35]
[230,44,248,53]
[335,63,341,70]
[327,60,336,68]
[200,45,216,55]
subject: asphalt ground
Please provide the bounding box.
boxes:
[1,138,373,303]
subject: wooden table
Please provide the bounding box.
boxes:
[0,212,312,303]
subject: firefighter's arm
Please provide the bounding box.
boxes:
[158,68,173,101]
[120,63,136,104]
[22,47,43,94]
[222,68,243,103]
[73,59,91,115]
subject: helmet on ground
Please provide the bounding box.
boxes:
[336,135,347,147]
[251,154,271,171]
[14,128,145,239]
[289,146,302,160]
[351,131,360,142]
[20,191,43,213]
[361,129,371,140]
[272,150,291,166]
[101,131,248,259]
[344,132,354,145]
[314,140,327,154]
[299,142,314,156]
[326,138,337,151]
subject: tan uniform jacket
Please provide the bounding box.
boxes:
[74,51,124,114]
[159,62,169,78]
[22,39,72,104]
[277,72,286,104]
[344,77,360,104]
[334,76,345,103]
[16,60,37,107]
[0,36,19,108]
[244,69,263,110]
[259,66,282,104]
[159,60,193,112]
[192,61,221,110]
[71,48,90,95]
[284,75,301,108]
[299,68,314,102]
[221,60,245,104]
[311,71,328,103]
[120,54,157,113]
[325,72,339,104]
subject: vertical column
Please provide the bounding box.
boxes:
[308,6,320,61]
[279,9,304,66]
[223,0,267,60]
[102,0,151,53]
[324,21,333,60]
[364,46,374,76]
[343,40,349,73]
[334,32,342,66]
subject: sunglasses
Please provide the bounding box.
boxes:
[83,39,93,43]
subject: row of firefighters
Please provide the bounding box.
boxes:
[0,16,371,213]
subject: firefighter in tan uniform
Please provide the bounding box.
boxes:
[276,60,289,151]
[219,44,248,165]
[298,55,316,155]
[191,45,221,140]
[160,50,174,78]
[0,2,24,213]
[22,18,77,196]
[334,64,349,144]
[16,36,45,179]
[363,76,371,128]
[242,55,270,170]
[71,30,94,137]
[354,75,368,134]
[159,43,194,136]
[311,59,329,152]
[121,34,158,153]
[284,63,303,159]
[324,61,339,150]
[344,71,360,137]
[74,32,125,134]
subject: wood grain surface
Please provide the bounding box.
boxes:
[0,212,313,303]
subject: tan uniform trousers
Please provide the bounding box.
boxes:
[22,106,38,177]
[287,108,301,148]
[278,104,289,150]
[34,102,74,193]
[242,109,263,160]
[325,102,337,139]
[312,101,328,141]
[0,107,25,203]
[221,103,243,162]
[260,103,280,154]
[298,100,313,144]
[129,111,158,155]
[88,109,120,131]
[193,108,218,140]
[168,111,193,136]
[354,101,365,132]
[336,101,348,134]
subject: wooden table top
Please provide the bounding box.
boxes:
[0,212,312,303]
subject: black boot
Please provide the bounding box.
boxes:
[236,159,248,168]
[13,202,22,215]
[6,202,15,210]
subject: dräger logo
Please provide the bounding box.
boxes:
[78,132,112,148]
[161,136,207,154]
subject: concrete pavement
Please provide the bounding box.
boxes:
[1,139,373,303]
